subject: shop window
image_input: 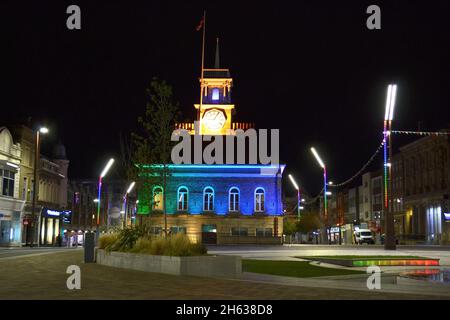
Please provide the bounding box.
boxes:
[256,228,272,237]
[170,226,187,234]
[231,227,248,236]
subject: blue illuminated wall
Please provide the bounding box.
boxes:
[138,165,285,216]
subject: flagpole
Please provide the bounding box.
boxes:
[198,10,206,134]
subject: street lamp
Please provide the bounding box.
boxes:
[28,126,49,247]
[383,84,397,250]
[288,174,301,221]
[310,147,328,244]
[123,181,135,229]
[96,158,114,242]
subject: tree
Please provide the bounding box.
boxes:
[296,212,322,234]
[128,78,180,237]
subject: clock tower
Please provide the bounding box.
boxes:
[195,38,234,135]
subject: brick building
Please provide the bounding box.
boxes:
[137,44,285,244]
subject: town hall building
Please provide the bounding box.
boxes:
[136,43,285,244]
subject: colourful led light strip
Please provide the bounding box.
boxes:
[383,121,388,208]
[352,259,439,267]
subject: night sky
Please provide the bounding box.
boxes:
[4,1,450,197]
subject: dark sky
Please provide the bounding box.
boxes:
[4,0,450,197]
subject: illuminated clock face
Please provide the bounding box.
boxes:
[203,109,226,131]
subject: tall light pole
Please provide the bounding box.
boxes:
[96,158,114,242]
[383,84,397,250]
[311,147,328,244]
[123,181,135,229]
[28,126,48,247]
[288,174,301,221]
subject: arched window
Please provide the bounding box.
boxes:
[203,187,214,212]
[152,186,163,210]
[229,187,240,212]
[254,188,265,212]
[177,186,188,211]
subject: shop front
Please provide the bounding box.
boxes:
[328,226,341,244]
[0,198,24,247]
[39,208,71,246]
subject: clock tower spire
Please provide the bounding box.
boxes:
[195,38,234,135]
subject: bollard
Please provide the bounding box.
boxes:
[84,232,95,263]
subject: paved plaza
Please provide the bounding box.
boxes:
[0,247,449,300]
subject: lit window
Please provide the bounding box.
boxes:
[203,187,214,212]
[229,187,240,212]
[1,169,15,197]
[152,186,163,210]
[177,186,188,211]
[255,188,265,212]
[212,88,220,101]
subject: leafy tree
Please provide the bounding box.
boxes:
[296,212,322,234]
[123,78,180,237]
[283,219,297,236]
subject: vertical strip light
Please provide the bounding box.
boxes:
[383,84,393,208]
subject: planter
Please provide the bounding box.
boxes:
[96,249,242,279]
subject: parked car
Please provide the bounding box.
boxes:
[354,229,375,244]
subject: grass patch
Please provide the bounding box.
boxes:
[242,259,365,278]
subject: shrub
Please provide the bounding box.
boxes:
[109,225,150,252]
[166,233,192,256]
[98,233,119,250]
[129,237,153,254]
[99,227,208,257]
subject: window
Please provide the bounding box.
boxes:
[203,187,214,211]
[231,227,248,236]
[22,177,27,200]
[152,186,164,210]
[177,186,188,211]
[1,169,15,197]
[256,228,272,237]
[30,179,34,201]
[254,188,265,212]
[150,226,162,235]
[170,226,187,234]
[212,88,220,101]
[229,187,240,212]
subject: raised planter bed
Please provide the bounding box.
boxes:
[96,249,242,279]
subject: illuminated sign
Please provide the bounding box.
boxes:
[444,212,450,221]
[43,208,72,223]
[47,209,61,217]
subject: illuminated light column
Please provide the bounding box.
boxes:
[29,127,49,247]
[96,158,114,242]
[123,181,135,229]
[311,147,328,244]
[383,84,397,250]
[288,174,301,221]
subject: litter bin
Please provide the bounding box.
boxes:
[84,232,96,263]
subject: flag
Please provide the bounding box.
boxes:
[196,15,204,31]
